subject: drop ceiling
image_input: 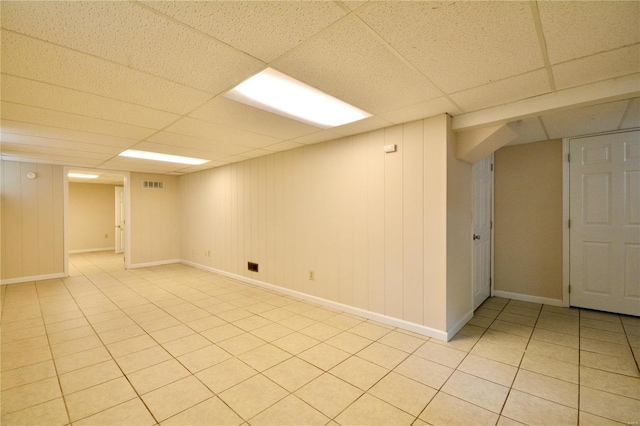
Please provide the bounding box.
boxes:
[1,1,638,174]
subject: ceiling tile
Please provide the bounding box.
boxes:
[1,132,125,155]
[189,97,320,140]
[380,96,462,125]
[146,131,251,156]
[358,1,543,93]
[129,141,240,162]
[0,120,138,148]
[97,158,183,174]
[1,1,264,93]
[342,1,368,12]
[620,98,640,130]
[541,101,629,139]
[263,141,305,153]
[142,1,347,62]
[273,17,443,114]
[1,142,112,162]
[0,152,103,168]
[1,102,156,141]
[505,117,549,146]
[331,115,393,137]
[2,75,180,129]
[451,69,551,112]
[2,31,211,114]
[290,130,343,145]
[238,149,272,159]
[538,1,640,64]
[164,117,281,148]
[553,46,640,90]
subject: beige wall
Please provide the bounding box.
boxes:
[130,173,180,265]
[494,139,563,300]
[1,160,64,281]
[69,183,118,252]
[179,115,472,335]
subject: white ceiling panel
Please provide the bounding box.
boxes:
[0,120,138,148]
[165,117,281,149]
[1,152,103,168]
[553,45,640,91]
[538,1,640,64]
[291,129,344,145]
[1,142,112,162]
[129,141,237,162]
[142,1,347,63]
[146,132,251,157]
[68,170,125,186]
[189,97,319,140]
[1,1,264,93]
[542,101,630,139]
[2,31,212,115]
[97,158,186,174]
[358,1,543,93]
[451,69,551,112]
[1,132,125,155]
[273,17,443,115]
[1,102,156,141]
[331,115,393,137]
[2,75,180,129]
[263,141,305,153]
[620,98,640,130]
[380,97,462,125]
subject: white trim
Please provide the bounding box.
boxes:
[490,152,495,298]
[182,260,450,341]
[1,272,66,285]
[63,168,69,277]
[129,259,181,269]
[69,247,115,254]
[493,290,563,307]
[562,138,571,307]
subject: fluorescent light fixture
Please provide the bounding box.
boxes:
[224,68,372,129]
[119,149,209,165]
[68,173,99,179]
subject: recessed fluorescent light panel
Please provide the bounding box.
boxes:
[224,68,372,129]
[68,173,99,179]
[119,150,209,165]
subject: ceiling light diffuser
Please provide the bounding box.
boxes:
[119,150,209,165]
[68,173,99,179]
[224,68,372,129]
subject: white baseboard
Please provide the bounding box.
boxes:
[1,272,67,285]
[181,259,450,341]
[69,247,115,254]
[493,290,563,307]
[447,309,474,341]
[129,259,181,269]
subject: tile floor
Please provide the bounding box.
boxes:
[1,251,639,425]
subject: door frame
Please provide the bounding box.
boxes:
[562,128,640,309]
[471,153,495,308]
[63,167,132,274]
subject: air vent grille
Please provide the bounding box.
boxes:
[142,180,164,190]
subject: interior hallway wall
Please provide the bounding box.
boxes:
[69,182,118,252]
[494,139,563,301]
[1,160,64,281]
[179,115,472,336]
[130,173,180,266]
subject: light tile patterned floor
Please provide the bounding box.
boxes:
[1,251,639,425]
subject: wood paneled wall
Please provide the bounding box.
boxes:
[1,161,64,280]
[180,115,472,333]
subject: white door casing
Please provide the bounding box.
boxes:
[570,131,640,316]
[115,186,124,254]
[473,154,493,310]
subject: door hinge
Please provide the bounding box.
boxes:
[567,153,571,162]
[490,163,494,171]
[568,219,571,228]
[491,220,493,229]
[568,285,571,294]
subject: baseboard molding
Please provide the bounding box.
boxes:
[128,259,181,269]
[181,260,450,341]
[447,309,474,341]
[493,290,563,307]
[69,247,115,254]
[1,272,67,285]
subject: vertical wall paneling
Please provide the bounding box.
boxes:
[282,150,294,290]
[265,155,276,285]
[368,129,386,314]
[229,164,238,273]
[21,162,39,276]
[338,137,355,307]
[384,125,404,318]
[352,133,370,310]
[36,164,55,272]
[402,121,425,324]
[3,161,23,279]
[258,157,267,281]
[273,153,285,287]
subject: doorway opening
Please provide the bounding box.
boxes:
[63,167,131,275]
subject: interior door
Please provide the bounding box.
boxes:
[570,130,640,316]
[115,186,124,254]
[473,154,493,310]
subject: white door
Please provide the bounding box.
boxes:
[115,187,124,254]
[570,131,640,316]
[473,154,493,309]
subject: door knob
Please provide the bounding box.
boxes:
[473,234,481,240]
